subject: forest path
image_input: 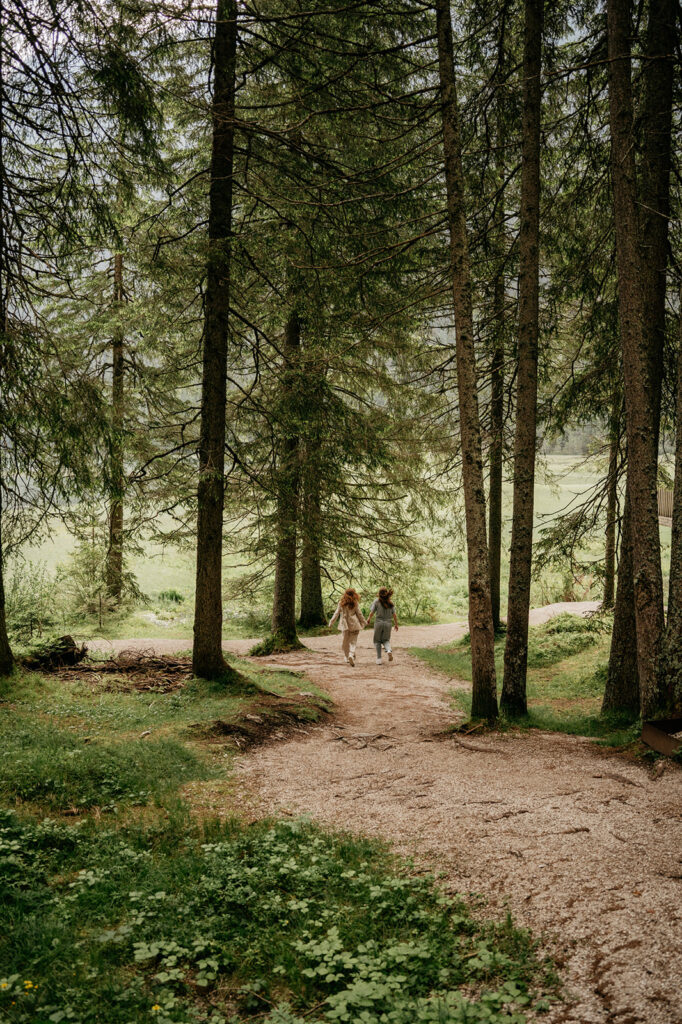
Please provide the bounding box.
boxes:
[95,602,681,1024]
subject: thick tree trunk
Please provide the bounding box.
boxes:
[271,309,302,642]
[436,0,497,720]
[603,396,620,609]
[0,478,14,676]
[606,0,666,718]
[603,488,640,716]
[192,0,238,681]
[640,0,676,710]
[500,0,543,716]
[298,472,326,628]
[106,250,124,601]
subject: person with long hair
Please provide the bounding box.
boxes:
[328,588,367,667]
[366,587,398,664]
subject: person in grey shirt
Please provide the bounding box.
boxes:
[366,587,399,664]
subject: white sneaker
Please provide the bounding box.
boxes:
[348,654,355,667]
[376,658,382,664]
[387,651,393,662]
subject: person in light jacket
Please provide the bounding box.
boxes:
[366,587,398,664]
[329,588,366,667]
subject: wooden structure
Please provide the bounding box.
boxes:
[658,488,673,528]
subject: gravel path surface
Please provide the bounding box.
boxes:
[93,602,681,1023]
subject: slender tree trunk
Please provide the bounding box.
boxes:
[639,0,674,427]
[489,181,505,632]
[664,287,682,703]
[106,250,124,601]
[603,488,639,716]
[192,0,238,681]
[271,309,301,642]
[489,18,508,635]
[0,125,14,675]
[0,477,13,676]
[603,395,620,609]
[436,0,497,720]
[606,0,665,718]
[501,0,543,716]
[488,308,504,633]
[299,471,326,628]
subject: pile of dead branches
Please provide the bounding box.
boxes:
[57,648,193,692]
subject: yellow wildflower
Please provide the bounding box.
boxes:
[151,1006,161,1013]
[0,983,8,989]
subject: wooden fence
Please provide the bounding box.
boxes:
[658,488,673,524]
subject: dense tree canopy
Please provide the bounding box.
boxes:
[1,0,681,719]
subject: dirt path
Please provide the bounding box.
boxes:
[94,604,682,1023]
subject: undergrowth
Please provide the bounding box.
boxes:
[250,631,306,656]
[0,811,554,1024]
[412,613,641,746]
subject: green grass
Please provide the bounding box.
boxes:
[0,662,327,815]
[412,612,640,746]
[0,666,554,1023]
[12,455,623,643]
[0,811,554,1024]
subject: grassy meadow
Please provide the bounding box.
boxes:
[412,612,642,745]
[10,453,660,646]
[0,661,556,1024]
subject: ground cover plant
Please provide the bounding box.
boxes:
[0,810,554,1024]
[0,662,554,1024]
[0,663,328,815]
[412,613,640,745]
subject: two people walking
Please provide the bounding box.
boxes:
[329,587,399,666]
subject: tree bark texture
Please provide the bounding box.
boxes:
[271,309,302,641]
[106,249,124,602]
[665,286,682,706]
[0,477,14,676]
[488,15,508,635]
[501,0,543,716]
[640,0,676,710]
[299,470,326,628]
[603,396,620,609]
[192,0,238,681]
[603,488,640,716]
[436,0,497,720]
[639,0,674,424]
[606,0,666,718]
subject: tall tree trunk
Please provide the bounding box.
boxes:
[299,470,326,628]
[603,487,640,715]
[436,0,497,720]
[488,296,504,633]
[0,149,14,675]
[0,477,13,676]
[640,0,676,710]
[106,250,124,601]
[271,309,301,642]
[606,0,665,718]
[603,394,620,609]
[664,287,682,704]
[192,0,238,681]
[501,0,543,716]
[639,0,674,427]
[488,13,508,635]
